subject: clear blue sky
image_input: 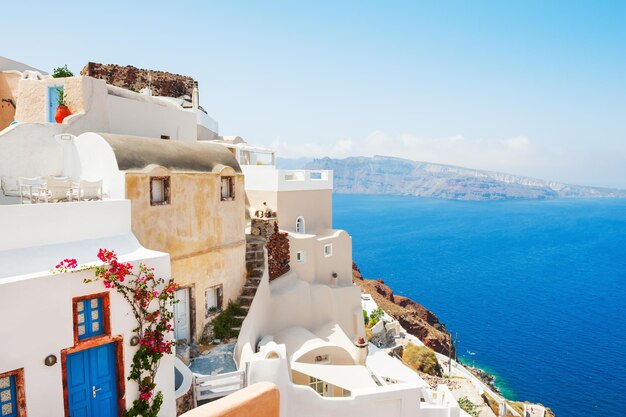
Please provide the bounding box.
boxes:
[4,1,626,187]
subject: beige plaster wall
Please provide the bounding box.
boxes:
[0,72,20,130]
[277,190,332,233]
[314,231,353,286]
[14,76,87,123]
[179,382,279,417]
[289,231,352,286]
[125,166,247,341]
[245,189,332,233]
[245,189,278,220]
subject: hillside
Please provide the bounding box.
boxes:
[278,155,626,201]
[352,262,452,354]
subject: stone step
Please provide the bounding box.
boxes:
[247,269,263,279]
[238,295,255,306]
[242,286,258,296]
[233,316,247,321]
[246,252,264,261]
[246,260,264,270]
[246,242,264,251]
[230,327,241,332]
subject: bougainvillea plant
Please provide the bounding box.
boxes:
[55,249,178,417]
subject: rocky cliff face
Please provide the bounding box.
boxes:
[81,62,195,98]
[296,155,626,201]
[352,262,452,354]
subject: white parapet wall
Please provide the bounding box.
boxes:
[247,344,422,417]
[242,165,333,192]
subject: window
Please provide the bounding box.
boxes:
[295,216,305,234]
[296,251,306,264]
[324,244,333,257]
[206,285,223,316]
[76,296,105,340]
[160,135,170,140]
[309,377,326,396]
[220,177,234,201]
[0,369,25,417]
[150,177,170,206]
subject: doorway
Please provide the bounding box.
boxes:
[66,342,119,416]
[174,288,191,343]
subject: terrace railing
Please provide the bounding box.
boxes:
[193,369,246,405]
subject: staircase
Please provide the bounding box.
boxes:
[231,235,266,333]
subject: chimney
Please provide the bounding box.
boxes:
[192,81,199,110]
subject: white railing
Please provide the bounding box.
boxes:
[241,166,333,191]
[283,170,329,182]
[193,370,246,405]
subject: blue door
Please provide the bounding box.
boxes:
[48,86,63,122]
[67,343,119,417]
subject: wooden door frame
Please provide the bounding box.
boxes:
[61,336,125,417]
[62,291,125,417]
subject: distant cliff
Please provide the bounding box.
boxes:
[287,155,626,201]
[352,262,452,354]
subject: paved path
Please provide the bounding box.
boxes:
[435,353,521,417]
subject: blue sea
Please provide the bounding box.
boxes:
[333,194,626,417]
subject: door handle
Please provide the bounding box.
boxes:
[92,386,102,398]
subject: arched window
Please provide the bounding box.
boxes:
[295,216,305,234]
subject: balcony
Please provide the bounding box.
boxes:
[241,166,333,192]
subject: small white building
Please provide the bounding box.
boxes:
[0,199,175,417]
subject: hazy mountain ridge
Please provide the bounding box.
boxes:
[278,156,626,201]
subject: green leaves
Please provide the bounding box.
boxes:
[52,64,74,78]
[56,88,67,107]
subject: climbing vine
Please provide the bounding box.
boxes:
[55,249,178,417]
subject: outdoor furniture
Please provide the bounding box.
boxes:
[47,176,73,202]
[1,176,20,197]
[77,179,103,201]
[19,176,47,204]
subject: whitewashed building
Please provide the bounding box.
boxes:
[0,199,176,417]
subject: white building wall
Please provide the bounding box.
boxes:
[106,94,196,141]
[0,200,176,417]
[247,345,422,417]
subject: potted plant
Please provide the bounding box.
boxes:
[55,88,71,123]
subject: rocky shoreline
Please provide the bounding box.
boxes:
[351,262,452,354]
[353,261,556,416]
[466,365,501,394]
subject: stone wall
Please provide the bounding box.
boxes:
[266,223,290,281]
[176,389,194,416]
[250,217,278,239]
[81,62,194,98]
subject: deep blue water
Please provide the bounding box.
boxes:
[333,194,626,417]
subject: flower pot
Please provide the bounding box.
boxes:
[55,105,71,123]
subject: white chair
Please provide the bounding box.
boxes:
[1,176,20,197]
[47,176,73,202]
[19,177,47,204]
[78,179,103,201]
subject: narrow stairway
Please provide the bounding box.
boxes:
[231,235,265,333]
